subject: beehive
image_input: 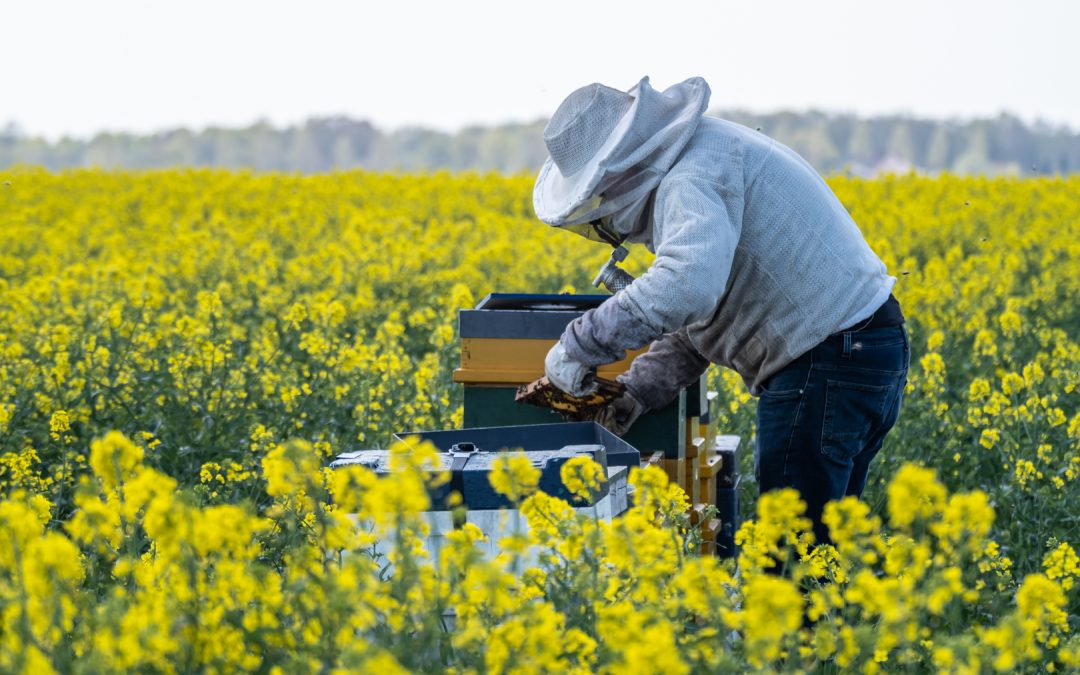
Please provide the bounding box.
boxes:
[453,293,740,555]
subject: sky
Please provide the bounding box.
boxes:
[2,0,1077,140]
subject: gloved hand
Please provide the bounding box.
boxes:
[594,393,645,436]
[544,342,597,396]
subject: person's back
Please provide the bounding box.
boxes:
[663,116,895,392]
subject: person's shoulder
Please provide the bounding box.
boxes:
[660,119,753,195]
[700,116,767,141]
[655,164,741,208]
[674,117,759,167]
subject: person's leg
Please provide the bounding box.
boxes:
[756,349,848,547]
[756,326,908,545]
[755,351,813,490]
[845,326,909,497]
[757,355,846,546]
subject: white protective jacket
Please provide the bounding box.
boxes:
[538,78,895,407]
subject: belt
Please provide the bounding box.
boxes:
[831,293,905,336]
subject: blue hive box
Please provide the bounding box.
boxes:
[330,422,641,510]
[715,476,741,558]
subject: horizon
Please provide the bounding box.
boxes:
[5,106,1077,144]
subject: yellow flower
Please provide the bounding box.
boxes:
[89,431,145,490]
[628,464,688,522]
[927,330,945,352]
[559,456,605,502]
[1001,372,1025,396]
[920,352,945,376]
[1016,573,1069,636]
[968,377,991,401]
[1046,407,1067,427]
[0,402,12,434]
[931,647,954,669]
[998,310,1022,336]
[2,168,1080,673]
[741,575,804,667]
[49,409,71,441]
[1042,542,1079,590]
[979,427,1000,449]
[261,439,321,500]
[886,464,946,530]
[973,328,998,357]
[1014,460,1041,489]
[489,452,540,503]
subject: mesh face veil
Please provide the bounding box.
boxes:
[567,216,624,247]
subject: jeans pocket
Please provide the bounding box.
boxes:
[759,385,803,402]
[755,387,805,485]
[821,379,894,462]
[758,362,809,402]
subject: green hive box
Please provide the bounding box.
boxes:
[453,293,686,459]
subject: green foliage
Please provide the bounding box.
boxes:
[3,111,1080,175]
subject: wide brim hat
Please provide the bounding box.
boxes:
[533,76,710,237]
[533,81,642,229]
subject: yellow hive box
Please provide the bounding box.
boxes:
[454,337,647,385]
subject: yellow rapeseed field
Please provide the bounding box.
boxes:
[0,168,1078,672]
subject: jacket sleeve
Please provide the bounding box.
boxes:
[560,294,665,367]
[618,176,742,333]
[617,328,710,410]
[560,175,742,367]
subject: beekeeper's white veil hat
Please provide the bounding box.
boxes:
[533,76,711,244]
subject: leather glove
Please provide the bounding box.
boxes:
[544,342,597,396]
[594,393,646,437]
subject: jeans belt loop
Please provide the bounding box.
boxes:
[842,332,852,358]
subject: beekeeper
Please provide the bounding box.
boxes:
[535,77,909,542]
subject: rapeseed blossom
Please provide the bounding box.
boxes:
[0,169,1077,671]
[559,456,606,502]
[490,452,541,503]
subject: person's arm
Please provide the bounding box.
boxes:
[586,328,709,435]
[618,328,710,411]
[559,176,743,368]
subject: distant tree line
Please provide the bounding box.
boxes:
[2,110,1078,176]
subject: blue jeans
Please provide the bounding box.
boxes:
[755,325,910,544]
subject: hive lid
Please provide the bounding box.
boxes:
[461,294,615,340]
[473,293,609,311]
[330,422,642,509]
[395,422,641,469]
